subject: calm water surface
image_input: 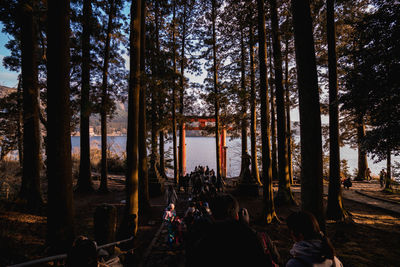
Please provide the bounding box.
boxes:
[71,136,398,178]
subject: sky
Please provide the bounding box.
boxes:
[0,23,19,87]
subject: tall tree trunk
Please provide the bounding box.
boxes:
[249,15,261,185]
[269,0,295,205]
[268,36,278,182]
[179,0,187,178]
[291,0,325,231]
[46,0,75,252]
[171,0,179,184]
[124,0,142,237]
[99,0,115,193]
[284,37,293,185]
[240,25,248,175]
[257,0,277,223]
[149,0,161,185]
[17,75,23,167]
[138,0,150,213]
[385,149,392,190]
[159,130,166,178]
[356,115,368,180]
[212,0,221,180]
[326,0,347,220]
[77,0,94,193]
[19,0,43,209]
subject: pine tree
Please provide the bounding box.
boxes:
[257,0,277,223]
[291,0,325,230]
[46,0,75,252]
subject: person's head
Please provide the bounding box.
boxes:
[210,194,239,221]
[67,236,98,267]
[169,203,175,211]
[286,211,321,241]
[286,211,335,259]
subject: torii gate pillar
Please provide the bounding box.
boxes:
[220,127,227,177]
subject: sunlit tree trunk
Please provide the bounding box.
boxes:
[171,0,179,184]
[284,38,293,185]
[124,0,142,236]
[240,25,248,175]
[99,0,115,193]
[326,0,347,220]
[139,0,150,213]
[268,36,278,181]
[291,0,325,231]
[77,0,94,193]
[19,0,42,209]
[249,15,261,185]
[46,0,75,252]
[212,0,221,180]
[179,0,187,178]
[269,0,295,205]
[257,0,277,223]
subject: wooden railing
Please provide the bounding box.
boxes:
[7,237,134,267]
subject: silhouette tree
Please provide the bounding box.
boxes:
[269,0,295,205]
[139,0,150,213]
[18,0,43,209]
[257,0,277,223]
[46,0,75,252]
[326,0,347,220]
[291,0,325,230]
[77,0,94,193]
[248,8,261,185]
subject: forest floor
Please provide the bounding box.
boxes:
[0,175,400,267]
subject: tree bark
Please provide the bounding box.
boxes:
[240,25,248,175]
[46,0,75,252]
[179,0,187,178]
[99,0,115,193]
[248,15,261,185]
[291,0,325,231]
[17,75,23,167]
[124,0,141,237]
[356,115,368,180]
[212,0,221,180]
[149,0,160,184]
[19,0,43,209]
[268,36,278,182]
[138,0,150,213]
[326,0,347,220]
[159,130,166,178]
[269,0,295,205]
[77,0,94,193]
[385,149,392,190]
[284,37,293,185]
[171,0,179,184]
[257,0,277,223]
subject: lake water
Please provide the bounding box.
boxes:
[71,136,399,179]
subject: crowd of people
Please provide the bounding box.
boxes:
[162,165,343,267]
[65,164,345,266]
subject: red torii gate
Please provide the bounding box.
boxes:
[180,116,227,177]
